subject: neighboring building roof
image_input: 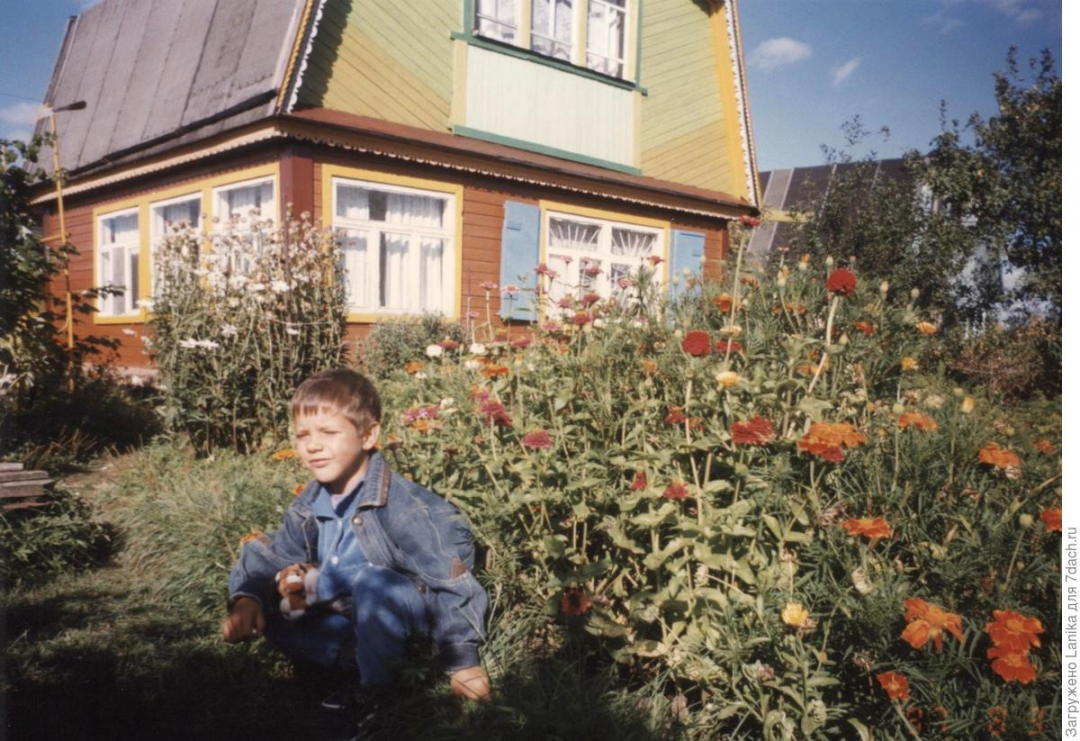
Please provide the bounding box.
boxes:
[36,0,308,175]
[748,159,912,259]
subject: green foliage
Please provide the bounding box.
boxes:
[0,487,112,583]
[149,214,347,453]
[358,313,469,382]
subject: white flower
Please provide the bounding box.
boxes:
[593,319,605,329]
[286,328,301,336]
[221,324,239,337]
[135,299,154,310]
[414,372,428,380]
[179,338,200,349]
[122,328,138,337]
[270,280,290,293]
[469,343,487,355]
[464,359,481,370]
[198,340,221,350]
[248,282,266,293]
[425,344,443,358]
[127,375,145,387]
[228,275,249,290]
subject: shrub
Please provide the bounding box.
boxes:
[357,313,469,382]
[372,249,1060,738]
[149,213,347,453]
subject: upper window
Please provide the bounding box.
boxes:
[474,0,630,79]
[332,178,456,316]
[542,210,663,305]
[98,209,140,317]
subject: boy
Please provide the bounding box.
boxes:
[222,369,491,703]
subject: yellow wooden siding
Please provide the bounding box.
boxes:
[298,0,458,131]
[639,0,740,196]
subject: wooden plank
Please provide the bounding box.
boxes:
[0,470,51,483]
[2,500,51,512]
[0,462,25,472]
[0,483,54,498]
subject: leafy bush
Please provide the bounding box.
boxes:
[357,313,470,381]
[149,213,347,453]
[371,250,1060,738]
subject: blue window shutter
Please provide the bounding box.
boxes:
[499,201,541,321]
[669,229,705,301]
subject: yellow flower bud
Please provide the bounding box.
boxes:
[960,396,975,414]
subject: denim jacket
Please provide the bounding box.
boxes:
[227,452,488,673]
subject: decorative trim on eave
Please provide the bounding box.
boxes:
[725,0,760,209]
[30,126,283,205]
[278,0,328,114]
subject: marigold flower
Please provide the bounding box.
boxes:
[1034,439,1055,454]
[898,411,938,432]
[715,370,740,388]
[986,610,1044,651]
[641,359,658,375]
[986,706,1008,736]
[272,448,298,461]
[663,481,689,500]
[664,407,688,425]
[900,356,919,372]
[781,602,812,630]
[853,320,875,336]
[825,268,857,297]
[901,598,963,652]
[522,428,553,450]
[560,587,591,616]
[739,275,759,288]
[978,442,1021,470]
[481,364,511,379]
[1041,507,1062,533]
[875,671,910,702]
[404,361,425,375]
[382,433,403,451]
[713,293,734,313]
[839,517,892,539]
[987,645,1037,684]
[797,422,866,462]
[915,321,938,335]
[630,471,647,491]
[681,330,712,357]
[731,416,775,446]
[291,483,305,496]
[960,396,975,414]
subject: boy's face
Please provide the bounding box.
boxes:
[294,408,381,496]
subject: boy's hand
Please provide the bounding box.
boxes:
[449,665,491,701]
[222,596,265,643]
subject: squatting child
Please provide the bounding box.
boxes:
[221,369,490,704]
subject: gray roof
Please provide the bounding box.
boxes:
[37,0,307,175]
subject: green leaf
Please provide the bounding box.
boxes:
[798,396,833,420]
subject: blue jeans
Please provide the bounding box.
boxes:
[264,563,431,686]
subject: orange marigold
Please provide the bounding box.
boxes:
[840,517,892,539]
[853,320,875,336]
[481,364,511,379]
[713,293,734,313]
[875,671,910,702]
[898,411,938,432]
[1034,439,1055,454]
[978,442,1021,470]
[271,448,298,461]
[1040,507,1062,533]
[915,321,938,335]
[985,610,1044,651]
[901,598,963,652]
[797,421,866,463]
[292,483,306,496]
[900,356,919,372]
[405,361,425,374]
[987,645,1037,684]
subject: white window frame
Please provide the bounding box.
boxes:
[97,208,141,317]
[474,0,632,80]
[150,193,202,294]
[542,209,664,305]
[331,177,457,316]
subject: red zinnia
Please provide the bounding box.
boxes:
[665,407,688,425]
[731,416,775,446]
[560,587,591,616]
[522,429,553,450]
[713,293,734,313]
[630,471,647,491]
[825,268,857,297]
[663,481,689,500]
[681,330,712,357]
[715,339,742,354]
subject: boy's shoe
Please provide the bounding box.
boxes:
[321,690,354,711]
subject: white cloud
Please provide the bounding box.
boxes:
[832,57,862,86]
[748,37,812,70]
[0,102,45,127]
[937,0,1055,27]
[921,9,965,33]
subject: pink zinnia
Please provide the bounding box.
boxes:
[663,481,689,500]
[630,471,647,491]
[522,429,553,450]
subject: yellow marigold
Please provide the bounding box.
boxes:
[900,357,919,372]
[915,321,938,335]
[960,396,975,414]
[641,359,658,375]
[781,602,812,630]
[271,448,297,461]
[978,442,1021,470]
[901,598,963,652]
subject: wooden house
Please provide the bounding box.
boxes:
[33,0,760,372]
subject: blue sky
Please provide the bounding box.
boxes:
[0,0,1064,172]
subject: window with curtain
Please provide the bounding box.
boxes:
[214,179,274,221]
[544,211,662,305]
[333,179,455,315]
[151,195,201,291]
[473,0,632,80]
[98,210,140,317]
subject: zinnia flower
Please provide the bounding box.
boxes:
[797,422,866,462]
[438,338,460,350]
[915,321,938,335]
[664,407,688,425]
[715,339,742,354]
[1034,439,1055,454]
[630,471,647,491]
[1040,507,1062,532]
[481,364,511,379]
[825,268,857,297]
[986,645,1037,684]
[839,517,892,539]
[425,344,444,358]
[581,291,602,307]
[663,481,689,500]
[978,442,1021,470]
[898,411,938,432]
[522,429,553,450]
[560,587,591,616]
[986,706,1008,737]
[405,361,425,374]
[875,672,910,702]
[781,602,812,630]
[985,610,1044,651]
[272,448,298,461]
[853,321,875,336]
[901,598,963,652]
[681,330,712,357]
[731,416,774,446]
[713,293,733,313]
